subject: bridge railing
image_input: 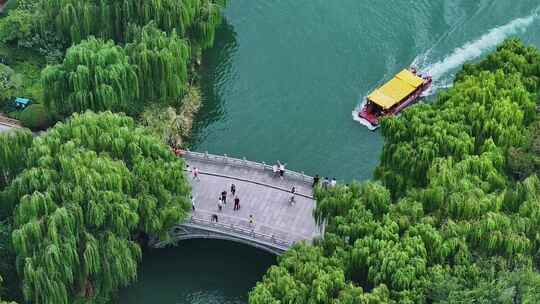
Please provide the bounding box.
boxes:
[185,215,294,249]
[183,150,314,185]
[189,210,306,243]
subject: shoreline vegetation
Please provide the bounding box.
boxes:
[0,0,225,303]
[1,2,540,304]
[0,0,220,145]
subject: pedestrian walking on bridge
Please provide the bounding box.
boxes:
[192,167,200,181]
[272,164,279,177]
[221,190,227,204]
[277,161,286,180]
[218,197,223,212]
[322,177,329,190]
[234,196,240,211]
[230,183,236,196]
[313,174,320,188]
[289,186,296,205]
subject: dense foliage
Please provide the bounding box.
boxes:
[0,0,64,63]
[0,2,36,46]
[140,85,202,146]
[1,0,225,127]
[0,130,33,303]
[250,39,540,303]
[18,104,50,130]
[38,0,224,118]
[0,130,33,193]
[0,0,224,300]
[42,22,196,117]
[0,64,20,107]
[0,221,21,303]
[125,23,190,107]
[40,0,223,47]
[42,38,139,116]
[1,112,191,303]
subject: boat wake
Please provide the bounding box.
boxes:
[353,8,539,126]
[415,9,539,95]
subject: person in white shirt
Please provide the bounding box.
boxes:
[277,161,286,179]
[330,177,337,187]
[192,167,200,181]
[217,197,223,211]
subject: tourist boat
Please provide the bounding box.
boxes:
[353,68,432,130]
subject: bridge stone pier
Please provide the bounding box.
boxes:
[154,151,322,254]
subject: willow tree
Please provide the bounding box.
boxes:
[376,69,536,197]
[189,0,225,49]
[428,262,540,303]
[6,111,191,303]
[40,0,224,45]
[0,130,33,192]
[125,23,190,105]
[42,37,139,117]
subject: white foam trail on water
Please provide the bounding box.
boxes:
[425,12,538,81]
[353,9,539,123]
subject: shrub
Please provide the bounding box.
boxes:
[0,64,19,105]
[19,104,49,130]
[0,9,34,45]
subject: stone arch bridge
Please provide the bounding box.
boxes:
[153,151,323,255]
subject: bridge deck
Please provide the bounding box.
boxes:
[185,152,320,247]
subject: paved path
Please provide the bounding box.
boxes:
[0,124,11,133]
[170,151,321,251]
[0,114,22,133]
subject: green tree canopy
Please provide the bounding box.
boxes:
[40,0,224,47]
[125,23,190,106]
[0,129,33,193]
[42,37,139,116]
[0,64,22,105]
[5,111,191,303]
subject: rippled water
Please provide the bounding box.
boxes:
[192,0,540,181]
[119,240,275,303]
[123,2,540,303]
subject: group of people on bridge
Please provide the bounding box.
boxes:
[216,184,241,212]
[190,169,256,226]
[171,147,336,232]
[312,175,337,189]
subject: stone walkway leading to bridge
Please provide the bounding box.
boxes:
[184,151,321,246]
[0,114,22,133]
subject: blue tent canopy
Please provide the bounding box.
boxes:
[15,98,30,107]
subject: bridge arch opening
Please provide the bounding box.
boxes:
[162,234,285,255]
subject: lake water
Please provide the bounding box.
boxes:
[119,240,275,303]
[122,1,540,303]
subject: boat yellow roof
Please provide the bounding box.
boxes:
[367,69,424,110]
